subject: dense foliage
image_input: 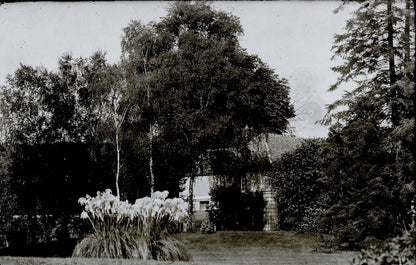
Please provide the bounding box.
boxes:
[0,1,294,247]
[269,128,414,248]
[208,185,265,231]
[318,0,416,249]
[319,122,415,249]
[272,0,416,252]
[113,1,295,227]
[270,130,414,249]
[0,54,151,245]
[0,144,17,246]
[269,139,327,233]
[352,206,416,265]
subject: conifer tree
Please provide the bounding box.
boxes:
[321,0,416,247]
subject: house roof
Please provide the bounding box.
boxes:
[180,134,304,199]
[248,133,304,162]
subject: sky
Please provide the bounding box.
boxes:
[0,1,357,138]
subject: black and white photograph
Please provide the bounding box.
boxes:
[0,1,415,264]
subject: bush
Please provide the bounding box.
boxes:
[352,231,415,265]
[208,185,265,231]
[352,205,416,265]
[200,219,216,234]
[269,139,328,233]
[72,189,189,261]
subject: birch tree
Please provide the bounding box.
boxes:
[121,21,170,195]
[104,65,130,198]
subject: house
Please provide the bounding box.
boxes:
[180,175,214,223]
[181,134,304,231]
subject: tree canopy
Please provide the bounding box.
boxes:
[0,1,295,237]
[318,0,415,248]
[119,2,294,227]
[267,1,415,249]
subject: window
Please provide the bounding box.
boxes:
[199,201,209,210]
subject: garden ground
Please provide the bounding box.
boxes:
[0,231,358,265]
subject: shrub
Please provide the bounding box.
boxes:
[200,219,216,234]
[72,189,189,261]
[352,205,416,265]
[269,139,328,233]
[352,231,415,265]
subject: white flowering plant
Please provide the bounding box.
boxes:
[72,189,189,260]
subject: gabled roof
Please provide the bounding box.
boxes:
[248,133,304,162]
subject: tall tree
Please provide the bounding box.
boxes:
[152,2,294,229]
[119,2,294,229]
[0,52,111,145]
[121,21,172,195]
[323,1,413,128]
[0,52,120,241]
[323,1,415,191]
[321,0,416,247]
[103,65,130,198]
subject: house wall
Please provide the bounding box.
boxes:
[179,135,303,232]
[243,173,278,231]
[182,174,279,231]
[263,188,278,231]
[180,176,213,230]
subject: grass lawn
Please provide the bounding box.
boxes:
[0,231,358,265]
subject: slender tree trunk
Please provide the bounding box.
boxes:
[387,0,396,84]
[412,0,416,217]
[143,56,156,195]
[187,174,195,232]
[388,0,399,127]
[113,99,129,199]
[263,134,273,164]
[149,123,155,195]
[115,124,121,198]
[405,0,411,76]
